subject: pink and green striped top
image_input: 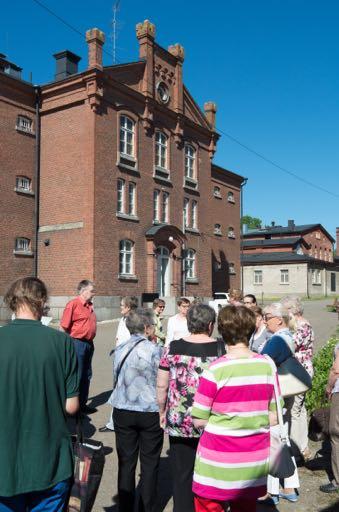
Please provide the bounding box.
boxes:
[192,353,280,501]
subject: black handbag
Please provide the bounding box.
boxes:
[68,418,105,512]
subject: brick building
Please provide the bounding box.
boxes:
[0,21,244,320]
[242,220,338,298]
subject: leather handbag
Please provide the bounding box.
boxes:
[269,366,296,479]
[278,355,312,397]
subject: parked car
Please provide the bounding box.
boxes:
[209,292,230,314]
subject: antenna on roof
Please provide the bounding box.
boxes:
[112,0,121,64]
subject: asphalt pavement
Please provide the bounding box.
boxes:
[83,299,338,511]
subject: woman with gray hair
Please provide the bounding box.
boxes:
[111,308,163,512]
[157,303,225,512]
[259,303,300,505]
[281,296,314,461]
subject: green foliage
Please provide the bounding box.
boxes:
[306,334,338,413]
[241,215,262,230]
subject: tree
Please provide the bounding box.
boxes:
[241,215,262,230]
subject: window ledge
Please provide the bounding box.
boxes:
[14,187,35,196]
[228,235,236,239]
[119,153,136,163]
[116,213,139,222]
[185,227,200,235]
[312,283,322,286]
[186,278,199,284]
[253,283,263,286]
[214,231,222,236]
[227,199,235,204]
[184,180,198,191]
[118,274,138,282]
[15,127,35,137]
[280,283,290,285]
[13,250,34,257]
[213,194,222,199]
[117,159,140,176]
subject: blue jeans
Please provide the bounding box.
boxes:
[72,338,94,409]
[0,479,70,511]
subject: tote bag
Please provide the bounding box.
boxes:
[278,355,312,397]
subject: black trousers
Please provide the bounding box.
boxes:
[113,408,164,512]
[169,436,199,512]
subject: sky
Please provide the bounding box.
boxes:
[2,0,339,242]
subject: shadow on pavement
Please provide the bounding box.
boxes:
[319,501,339,512]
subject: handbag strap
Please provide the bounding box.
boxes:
[113,337,144,391]
[264,355,287,440]
[217,339,225,358]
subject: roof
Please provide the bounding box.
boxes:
[241,251,316,264]
[212,164,246,184]
[242,237,304,248]
[243,223,335,243]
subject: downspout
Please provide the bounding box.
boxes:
[240,178,248,293]
[34,86,41,278]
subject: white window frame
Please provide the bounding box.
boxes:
[15,237,30,252]
[229,262,236,275]
[161,192,169,223]
[16,115,33,134]
[213,186,221,198]
[184,144,196,179]
[214,223,222,235]
[183,198,189,229]
[128,182,136,216]
[153,189,160,223]
[185,249,196,279]
[119,239,134,275]
[228,227,235,239]
[15,176,31,192]
[117,178,125,214]
[155,131,168,169]
[119,115,135,157]
[227,191,235,203]
[254,270,263,284]
[280,269,289,284]
[191,200,198,229]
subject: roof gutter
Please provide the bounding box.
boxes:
[34,86,41,278]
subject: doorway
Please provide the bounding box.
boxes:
[157,246,171,297]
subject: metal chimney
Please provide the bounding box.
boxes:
[53,50,81,81]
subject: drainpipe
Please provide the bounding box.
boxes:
[240,177,248,293]
[34,86,41,278]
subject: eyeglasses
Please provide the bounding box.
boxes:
[263,315,278,321]
[158,306,165,309]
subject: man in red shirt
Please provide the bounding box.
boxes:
[60,280,96,414]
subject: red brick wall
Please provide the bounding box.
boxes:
[0,76,35,294]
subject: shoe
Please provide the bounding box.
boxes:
[81,405,97,415]
[319,482,339,493]
[98,426,114,433]
[257,495,279,506]
[302,448,312,462]
[279,491,299,502]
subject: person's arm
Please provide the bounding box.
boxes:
[60,302,73,333]
[66,396,79,415]
[326,349,339,396]
[261,335,291,365]
[157,369,169,415]
[192,368,217,428]
[165,317,174,347]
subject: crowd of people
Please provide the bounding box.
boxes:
[0,278,339,512]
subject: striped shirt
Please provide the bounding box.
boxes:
[192,354,280,501]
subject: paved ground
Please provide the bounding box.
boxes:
[77,299,338,511]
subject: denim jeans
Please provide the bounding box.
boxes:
[0,479,70,511]
[72,338,94,409]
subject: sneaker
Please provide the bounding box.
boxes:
[279,491,299,502]
[319,482,339,493]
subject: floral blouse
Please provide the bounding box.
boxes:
[294,321,314,377]
[159,338,225,437]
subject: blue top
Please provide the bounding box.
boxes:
[110,334,163,413]
[261,328,294,366]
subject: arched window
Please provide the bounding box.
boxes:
[214,223,222,235]
[184,144,196,179]
[228,226,235,239]
[119,115,135,157]
[119,240,134,275]
[227,191,235,203]
[185,249,196,279]
[155,131,168,169]
[213,186,221,198]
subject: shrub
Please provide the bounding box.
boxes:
[306,332,339,413]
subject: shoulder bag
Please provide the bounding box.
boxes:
[267,357,296,479]
[278,355,312,397]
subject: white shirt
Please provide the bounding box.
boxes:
[116,317,131,347]
[165,314,189,347]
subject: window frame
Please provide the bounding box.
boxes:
[161,191,169,223]
[117,178,125,214]
[228,226,235,239]
[153,189,160,223]
[183,198,189,230]
[14,237,32,255]
[119,115,135,158]
[119,239,134,276]
[213,185,222,198]
[185,248,196,280]
[127,182,136,216]
[254,269,263,285]
[155,131,168,170]
[227,191,235,203]
[16,115,33,134]
[214,223,222,236]
[280,269,289,284]
[191,200,198,229]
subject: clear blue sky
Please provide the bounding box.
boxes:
[2,0,338,243]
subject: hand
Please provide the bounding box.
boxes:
[325,387,332,399]
[159,411,166,428]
